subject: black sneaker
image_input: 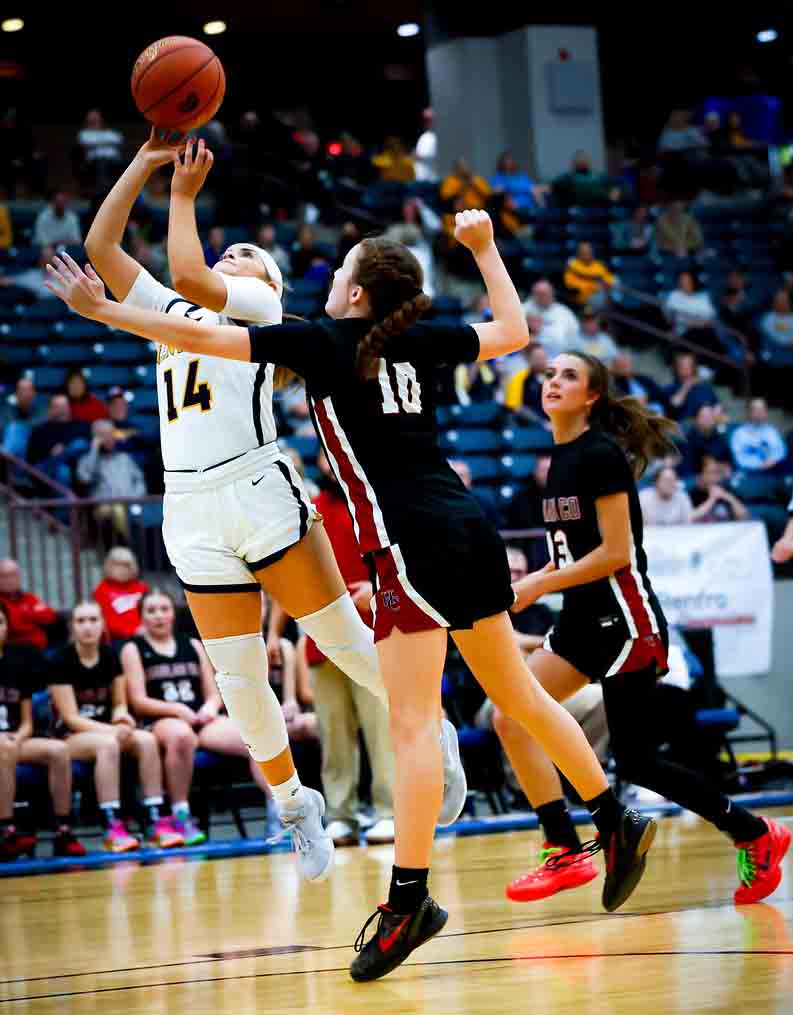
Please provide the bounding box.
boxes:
[350,896,448,982]
[602,808,657,912]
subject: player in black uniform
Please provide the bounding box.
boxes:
[0,603,86,860]
[45,211,657,980]
[496,351,790,907]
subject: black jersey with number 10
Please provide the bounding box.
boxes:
[249,318,484,554]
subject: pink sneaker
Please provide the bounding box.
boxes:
[148,816,184,849]
[103,819,140,853]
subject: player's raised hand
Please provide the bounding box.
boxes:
[137,127,186,171]
[454,209,494,255]
[44,254,107,320]
[171,137,214,198]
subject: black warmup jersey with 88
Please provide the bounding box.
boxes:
[249,318,515,636]
[48,644,123,735]
[543,428,668,680]
[130,634,204,709]
[0,652,30,733]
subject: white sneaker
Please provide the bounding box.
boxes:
[278,788,335,881]
[326,820,359,846]
[364,818,395,844]
[438,718,468,826]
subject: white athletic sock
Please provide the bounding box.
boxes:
[298,592,387,705]
[271,772,306,812]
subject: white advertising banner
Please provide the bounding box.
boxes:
[643,521,773,677]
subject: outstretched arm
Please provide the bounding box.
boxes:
[84,130,179,301]
[455,211,529,360]
[168,139,228,312]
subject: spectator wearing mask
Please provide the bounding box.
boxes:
[504,455,552,530]
[371,136,415,183]
[32,192,82,248]
[551,150,623,206]
[0,558,56,651]
[490,152,547,214]
[26,394,90,487]
[563,241,615,308]
[663,352,719,422]
[504,344,549,424]
[654,201,704,258]
[610,205,653,253]
[729,398,788,473]
[639,467,693,526]
[1,378,46,460]
[77,420,146,542]
[413,108,438,183]
[440,158,491,210]
[576,309,619,364]
[759,290,793,348]
[255,223,291,277]
[681,404,732,476]
[65,369,108,425]
[690,456,748,523]
[520,279,578,358]
[93,547,148,644]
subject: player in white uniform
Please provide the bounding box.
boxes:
[79,134,466,876]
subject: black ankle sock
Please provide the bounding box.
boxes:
[388,866,429,914]
[54,813,73,833]
[536,800,582,852]
[584,789,625,843]
[716,802,767,844]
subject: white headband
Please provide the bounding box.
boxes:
[247,245,284,298]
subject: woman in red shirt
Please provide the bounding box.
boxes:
[93,548,148,643]
[66,368,108,424]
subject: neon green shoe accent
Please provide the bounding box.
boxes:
[736,847,756,886]
[538,846,563,863]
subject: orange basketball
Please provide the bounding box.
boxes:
[131,36,225,133]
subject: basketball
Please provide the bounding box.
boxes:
[131,35,225,133]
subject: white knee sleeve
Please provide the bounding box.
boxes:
[298,593,387,706]
[203,634,288,763]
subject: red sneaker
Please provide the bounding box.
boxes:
[0,827,36,861]
[506,841,600,903]
[53,828,87,858]
[734,817,791,905]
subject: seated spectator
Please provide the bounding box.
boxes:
[681,404,732,476]
[1,378,46,460]
[664,272,718,350]
[654,201,704,259]
[504,546,555,654]
[690,456,748,522]
[0,245,56,301]
[520,279,579,358]
[658,109,707,153]
[490,152,547,213]
[504,455,551,530]
[0,602,86,862]
[76,109,124,192]
[255,222,291,277]
[440,158,491,210]
[759,290,793,348]
[639,467,693,525]
[32,192,82,248]
[576,308,619,364]
[77,420,146,542]
[563,241,615,308]
[93,547,148,644]
[371,136,415,183]
[413,108,438,182]
[26,394,90,487]
[729,398,788,473]
[663,352,719,422]
[551,150,623,206]
[610,351,665,412]
[66,368,108,425]
[504,344,549,424]
[449,459,504,528]
[453,358,499,405]
[203,226,225,268]
[48,600,182,852]
[610,204,653,254]
[105,387,140,448]
[290,224,330,281]
[123,589,275,842]
[719,271,757,340]
[384,198,441,297]
[0,558,56,651]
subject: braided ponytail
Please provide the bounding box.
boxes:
[573,351,678,478]
[351,237,432,379]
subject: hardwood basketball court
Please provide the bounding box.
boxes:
[2,809,791,1014]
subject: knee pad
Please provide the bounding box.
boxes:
[298,593,387,706]
[203,633,288,763]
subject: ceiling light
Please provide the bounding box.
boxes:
[397,23,420,38]
[203,20,227,36]
[1,18,24,32]
[756,29,778,43]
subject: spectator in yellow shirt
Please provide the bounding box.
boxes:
[440,158,491,210]
[371,137,416,183]
[563,241,615,307]
[0,204,12,250]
